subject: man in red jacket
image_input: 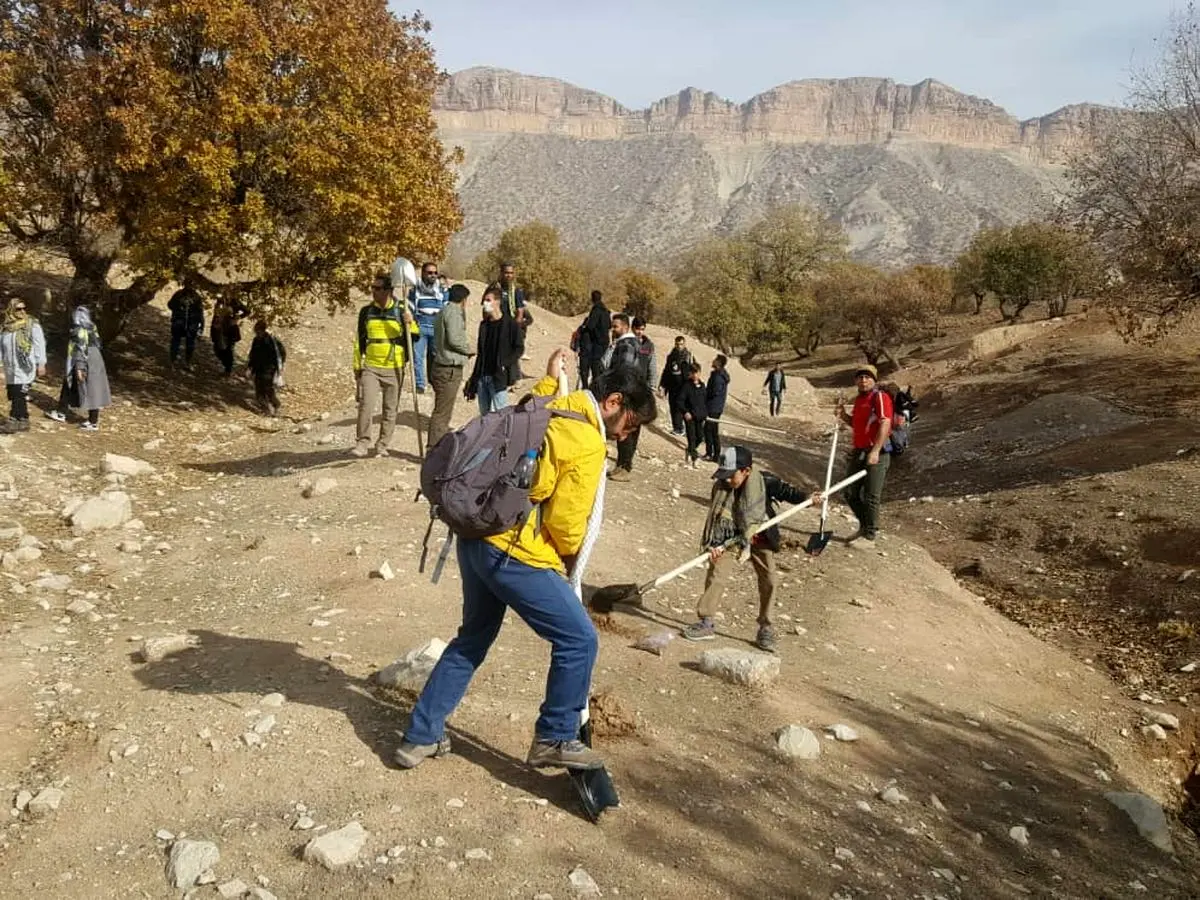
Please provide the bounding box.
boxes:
[836,364,892,546]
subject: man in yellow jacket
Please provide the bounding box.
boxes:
[396,350,657,771]
[353,272,421,457]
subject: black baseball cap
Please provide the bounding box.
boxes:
[713,446,753,480]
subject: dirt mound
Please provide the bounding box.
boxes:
[588,691,637,738]
[917,392,1143,470]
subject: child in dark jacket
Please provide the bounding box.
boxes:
[245,320,286,416]
[680,362,708,467]
[704,354,730,461]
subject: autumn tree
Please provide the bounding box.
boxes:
[672,238,769,353]
[0,0,461,342]
[832,265,942,368]
[468,221,588,314]
[620,268,672,321]
[950,236,997,315]
[1067,4,1200,337]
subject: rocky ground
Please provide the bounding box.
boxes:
[0,297,1197,898]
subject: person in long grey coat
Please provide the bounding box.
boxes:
[47,306,111,431]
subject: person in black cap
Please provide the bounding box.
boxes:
[681,445,819,652]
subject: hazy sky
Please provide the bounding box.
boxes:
[406,0,1180,118]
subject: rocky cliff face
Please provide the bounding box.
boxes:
[435,67,1122,160]
[435,68,1123,268]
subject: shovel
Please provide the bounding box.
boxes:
[805,425,840,556]
[590,468,867,612]
[569,705,619,821]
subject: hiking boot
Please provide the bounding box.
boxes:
[79,421,99,432]
[526,738,604,771]
[46,410,67,423]
[681,618,716,642]
[608,467,632,482]
[393,736,452,769]
[350,442,370,459]
[848,533,876,549]
[755,625,778,653]
[0,418,29,434]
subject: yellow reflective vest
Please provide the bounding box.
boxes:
[353,299,420,371]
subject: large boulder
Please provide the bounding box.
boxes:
[698,648,781,688]
[166,839,221,889]
[68,492,132,533]
[1105,792,1174,853]
[100,453,154,477]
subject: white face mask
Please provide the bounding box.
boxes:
[482,301,495,315]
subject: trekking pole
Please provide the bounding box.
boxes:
[705,417,788,436]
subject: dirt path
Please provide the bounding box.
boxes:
[0,300,1196,898]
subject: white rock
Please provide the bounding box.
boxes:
[697,648,781,688]
[156,829,175,841]
[302,477,338,499]
[117,539,143,554]
[52,538,81,553]
[375,639,448,690]
[69,492,132,532]
[930,794,948,813]
[568,866,601,896]
[293,815,315,831]
[0,519,24,543]
[826,724,859,742]
[317,434,335,446]
[1181,662,1198,674]
[27,787,63,815]
[1141,724,1168,741]
[372,560,395,581]
[464,848,491,861]
[253,715,276,735]
[249,889,278,900]
[1,546,42,569]
[1145,710,1180,731]
[66,598,96,615]
[879,786,908,805]
[142,438,165,451]
[140,633,198,663]
[14,790,32,811]
[261,693,286,708]
[1009,825,1030,847]
[30,573,71,592]
[446,798,465,809]
[242,732,262,748]
[834,847,855,861]
[100,453,154,477]
[774,725,821,760]
[304,821,367,870]
[167,840,221,889]
[217,879,249,899]
[1105,792,1174,853]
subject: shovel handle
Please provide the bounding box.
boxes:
[637,468,867,595]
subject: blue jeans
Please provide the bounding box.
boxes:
[477,375,507,416]
[412,324,435,391]
[405,539,598,744]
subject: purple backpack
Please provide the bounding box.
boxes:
[420,394,586,541]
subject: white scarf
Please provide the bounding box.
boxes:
[569,390,607,600]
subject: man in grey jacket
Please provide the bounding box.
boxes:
[427,283,473,447]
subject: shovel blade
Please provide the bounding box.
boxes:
[588,583,641,613]
[571,719,619,821]
[804,531,833,556]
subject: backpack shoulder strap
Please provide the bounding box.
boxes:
[357,305,370,356]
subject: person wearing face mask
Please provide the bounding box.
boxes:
[465,287,524,416]
[408,261,448,395]
[395,351,658,772]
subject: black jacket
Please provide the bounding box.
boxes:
[757,472,809,551]
[581,302,611,359]
[606,334,640,373]
[680,380,708,423]
[764,370,787,393]
[659,347,694,392]
[706,369,729,418]
[247,334,286,376]
[466,316,523,397]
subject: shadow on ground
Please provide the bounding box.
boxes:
[184,446,421,477]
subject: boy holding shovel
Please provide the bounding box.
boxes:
[681,446,819,652]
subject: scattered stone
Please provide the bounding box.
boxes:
[301,477,338,499]
[68,492,133,532]
[879,786,908,805]
[166,839,220,889]
[372,560,395,581]
[854,800,872,813]
[261,693,286,708]
[1182,662,1198,674]
[118,539,143,554]
[217,879,250,899]
[293,816,315,831]
[304,821,367,870]
[143,438,165,451]
[697,647,781,688]
[2,546,42,568]
[140,633,198,663]
[51,538,82,553]
[1145,710,1180,731]
[253,715,276,735]
[242,732,262,748]
[317,434,335,446]
[1009,825,1030,847]
[66,598,96,616]
[930,794,947,813]
[849,597,873,609]
[1141,724,1168,741]
[464,848,491,861]
[826,724,859,742]
[374,639,447,690]
[101,453,155,477]
[31,573,71,592]
[834,847,855,862]
[774,725,821,760]
[1105,792,1174,853]
[14,790,32,812]
[27,787,63,815]
[446,798,465,809]
[568,866,601,896]
[249,889,278,900]
[0,519,24,543]
[156,829,175,841]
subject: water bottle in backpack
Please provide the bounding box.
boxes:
[513,449,538,489]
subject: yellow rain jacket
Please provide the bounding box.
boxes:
[353,298,421,371]
[484,376,606,573]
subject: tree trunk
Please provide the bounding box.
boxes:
[66,254,164,350]
[880,346,901,374]
[973,291,986,315]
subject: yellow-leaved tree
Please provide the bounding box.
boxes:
[0,0,461,341]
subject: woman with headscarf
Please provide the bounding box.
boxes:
[0,297,47,434]
[47,306,111,431]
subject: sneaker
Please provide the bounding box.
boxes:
[415,387,426,395]
[350,443,370,458]
[79,421,99,432]
[526,738,604,771]
[690,458,699,470]
[46,410,67,423]
[755,625,778,653]
[848,533,876,549]
[0,419,29,434]
[374,444,390,458]
[608,468,632,482]
[681,618,716,642]
[393,736,452,769]
[672,429,685,436]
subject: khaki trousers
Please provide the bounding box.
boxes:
[696,546,777,626]
[357,365,404,449]
[427,363,463,448]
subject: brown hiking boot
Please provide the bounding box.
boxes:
[608,467,632,483]
[393,737,452,769]
[526,739,605,771]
